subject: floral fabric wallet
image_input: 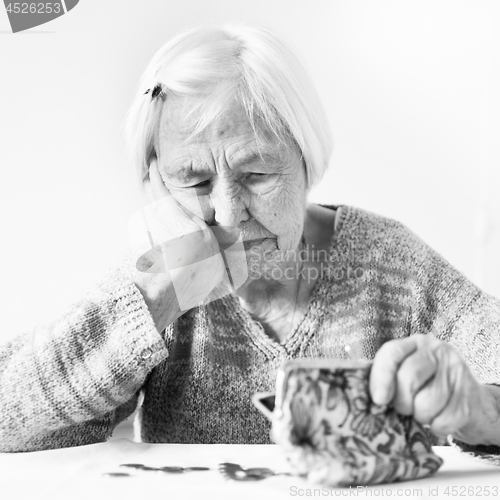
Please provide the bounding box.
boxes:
[252,359,443,487]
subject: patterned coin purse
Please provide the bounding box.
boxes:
[253,359,443,487]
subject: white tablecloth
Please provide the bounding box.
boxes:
[1,441,499,500]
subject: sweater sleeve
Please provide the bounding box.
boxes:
[393,222,500,462]
[0,252,169,452]
[399,227,500,385]
[440,291,500,463]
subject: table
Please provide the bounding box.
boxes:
[2,441,500,500]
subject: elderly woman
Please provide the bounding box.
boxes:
[1,25,500,457]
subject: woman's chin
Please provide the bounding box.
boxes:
[244,238,279,263]
[244,239,294,280]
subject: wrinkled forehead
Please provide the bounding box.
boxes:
[154,95,280,152]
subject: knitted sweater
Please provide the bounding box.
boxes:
[1,205,500,457]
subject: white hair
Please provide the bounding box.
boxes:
[123,24,332,189]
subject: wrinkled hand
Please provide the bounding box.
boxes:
[370,334,484,440]
[129,158,231,312]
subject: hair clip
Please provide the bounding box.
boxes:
[144,84,166,101]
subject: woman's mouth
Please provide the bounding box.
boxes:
[243,238,267,250]
[243,238,276,252]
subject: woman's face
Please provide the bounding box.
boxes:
[153,96,307,263]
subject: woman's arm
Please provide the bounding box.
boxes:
[369,220,500,458]
[0,158,228,452]
[0,255,171,452]
[440,290,500,460]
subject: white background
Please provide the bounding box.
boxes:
[1,0,499,345]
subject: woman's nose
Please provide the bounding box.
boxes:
[211,184,249,227]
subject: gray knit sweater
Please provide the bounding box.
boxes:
[1,205,500,457]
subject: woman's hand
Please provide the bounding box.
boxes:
[369,334,499,445]
[129,158,227,331]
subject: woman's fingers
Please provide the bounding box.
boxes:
[392,341,439,415]
[370,336,419,406]
[130,157,209,268]
[411,364,453,427]
[145,157,208,236]
[148,156,171,200]
[130,156,234,310]
[418,348,475,436]
[370,335,480,438]
[146,157,191,224]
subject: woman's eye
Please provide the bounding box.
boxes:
[248,173,268,181]
[190,180,211,188]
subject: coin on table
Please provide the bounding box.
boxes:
[218,462,242,470]
[159,466,184,473]
[245,468,274,478]
[219,463,268,482]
